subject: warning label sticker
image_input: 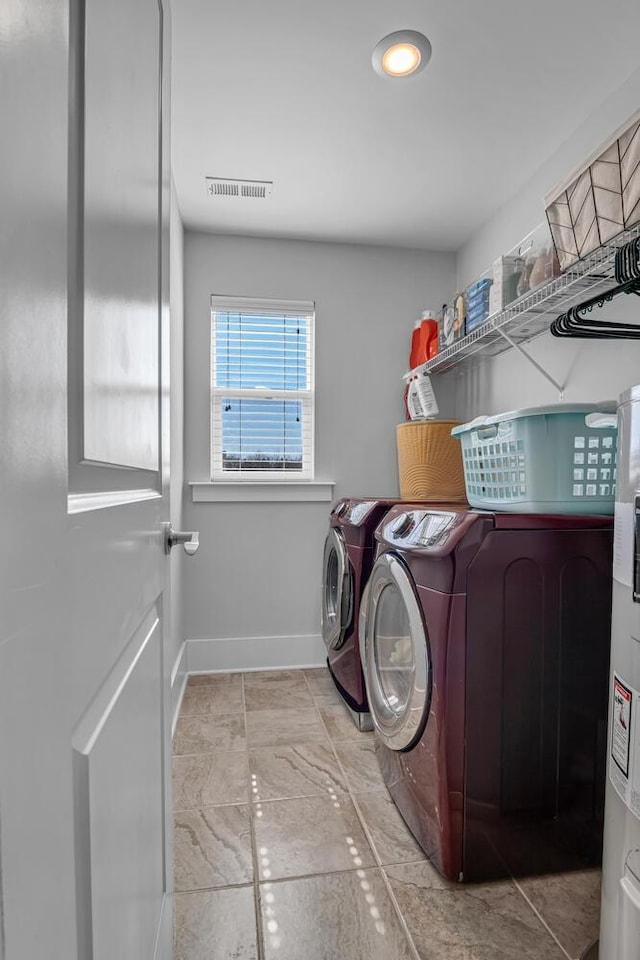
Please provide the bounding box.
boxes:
[612,677,632,776]
[610,673,640,820]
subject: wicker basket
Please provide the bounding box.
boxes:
[396,420,467,501]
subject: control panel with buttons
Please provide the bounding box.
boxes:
[385,510,459,548]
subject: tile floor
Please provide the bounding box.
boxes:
[172,667,600,960]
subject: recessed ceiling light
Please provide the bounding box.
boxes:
[372,30,432,78]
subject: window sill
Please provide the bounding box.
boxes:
[189,480,335,503]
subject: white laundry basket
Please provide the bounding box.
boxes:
[451,403,618,514]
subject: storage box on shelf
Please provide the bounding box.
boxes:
[489,254,520,317]
[488,223,560,318]
[545,109,640,272]
[439,294,465,348]
[451,403,618,514]
[465,274,493,333]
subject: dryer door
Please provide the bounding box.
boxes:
[321,528,353,650]
[364,553,430,751]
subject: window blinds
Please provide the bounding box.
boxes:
[210,297,315,479]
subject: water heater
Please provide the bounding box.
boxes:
[600,385,640,959]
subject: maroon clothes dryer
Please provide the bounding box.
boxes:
[321,498,406,730]
[362,505,613,882]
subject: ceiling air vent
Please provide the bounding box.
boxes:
[206,178,273,200]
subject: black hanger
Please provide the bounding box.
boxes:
[550,239,640,339]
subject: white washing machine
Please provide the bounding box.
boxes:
[600,385,640,960]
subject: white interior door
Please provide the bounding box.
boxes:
[0,1,173,958]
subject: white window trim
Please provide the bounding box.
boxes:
[210,295,316,482]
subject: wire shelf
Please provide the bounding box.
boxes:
[418,223,640,376]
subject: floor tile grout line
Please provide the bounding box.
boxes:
[242,673,267,960]
[176,709,245,719]
[184,680,243,689]
[302,670,331,727]
[178,860,411,896]
[241,670,248,733]
[174,799,251,813]
[483,814,576,958]
[377,856,429,870]
[175,707,244,720]
[175,710,246,723]
[174,786,355,814]
[252,872,265,960]
[172,748,249,758]
[312,683,423,960]
[252,789,353,805]
[256,862,411,887]
[172,747,249,760]
[510,875,574,960]
[175,878,257,896]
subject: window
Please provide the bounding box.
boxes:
[210,296,315,480]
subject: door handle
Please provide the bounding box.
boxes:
[163,523,200,556]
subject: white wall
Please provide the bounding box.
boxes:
[182,233,455,663]
[450,65,640,421]
[169,183,185,675]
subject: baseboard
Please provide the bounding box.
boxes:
[170,642,188,736]
[185,634,326,674]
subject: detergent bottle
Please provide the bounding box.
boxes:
[409,310,439,369]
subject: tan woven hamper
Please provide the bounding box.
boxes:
[396,420,467,501]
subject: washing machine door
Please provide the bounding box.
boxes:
[364,553,430,751]
[321,528,353,650]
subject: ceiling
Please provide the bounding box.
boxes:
[171,0,640,251]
